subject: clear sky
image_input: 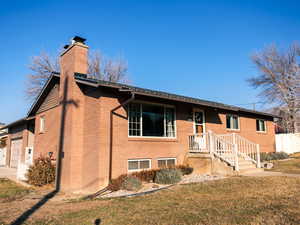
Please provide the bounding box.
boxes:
[0,0,299,124]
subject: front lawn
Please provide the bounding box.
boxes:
[0,178,30,202]
[268,158,300,174]
[26,176,300,225]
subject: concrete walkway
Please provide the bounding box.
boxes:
[242,170,300,178]
[0,166,17,180]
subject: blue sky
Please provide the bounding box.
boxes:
[0,0,299,124]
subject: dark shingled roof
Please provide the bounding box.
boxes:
[73,73,278,118]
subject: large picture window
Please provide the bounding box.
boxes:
[128,103,176,137]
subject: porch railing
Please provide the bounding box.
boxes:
[217,133,261,168]
[188,131,261,171]
[188,133,209,153]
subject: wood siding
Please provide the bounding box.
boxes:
[36,84,60,114]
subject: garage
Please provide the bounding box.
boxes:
[10,139,22,168]
[0,147,6,166]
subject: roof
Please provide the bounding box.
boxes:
[0,118,27,130]
[74,73,278,118]
[24,71,278,121]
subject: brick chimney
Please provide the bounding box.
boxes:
[58,36,89,192]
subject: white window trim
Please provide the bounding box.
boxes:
[128,101,177,139]
[127,159,152,172]
[157,157,177,168]
[193,108,206,134]
[39,116,45,133]
[256,119,267,133]
[226,114,240,131]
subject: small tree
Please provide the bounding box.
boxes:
[248,43,300,133]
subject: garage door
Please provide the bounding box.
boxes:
[0,147,6,166]
[10,139,22,168]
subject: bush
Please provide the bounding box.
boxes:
[131,169,160,182]
[121,176,142,191]
[175,165,193,175]
[260,152,289,162]
[107,174,128,191]
[154,168,182,184]
[26,156,56,186]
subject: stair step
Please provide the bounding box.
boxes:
[239,161,255,166]
[239,167,264,174]
[239,164,256,169]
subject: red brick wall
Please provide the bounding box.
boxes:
[34,106,60,160]
[93,95,275,186]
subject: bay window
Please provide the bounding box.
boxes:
[128,103,176,137]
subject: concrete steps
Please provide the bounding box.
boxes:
[185,153,263,176]
[237,158,263,175]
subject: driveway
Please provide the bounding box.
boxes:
[0,167,17,180]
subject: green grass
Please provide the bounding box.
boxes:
[268,158,300,174]
[29,176,300,225]
[0,178,30,202]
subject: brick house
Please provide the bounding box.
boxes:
[2,36,277,193]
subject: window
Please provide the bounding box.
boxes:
[40,116,45,133]
[226,115,239,130]
[128,159,151,172]
[158,158,176,168]
[256,119,266,132]
[128,103,176,137]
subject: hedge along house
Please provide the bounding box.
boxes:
[2,36,277,193]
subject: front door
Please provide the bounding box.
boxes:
[193,110,206,150]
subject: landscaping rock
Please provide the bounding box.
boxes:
[263,162,274,169]
[180,174,225,184]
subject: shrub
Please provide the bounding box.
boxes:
[131,169,160,182]
[107,174,128,191]
[121,176,142,191]
[260,152,289,162]
[154,168,182,184]
[26,156,56,186]
[175,165,193,175]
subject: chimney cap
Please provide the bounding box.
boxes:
[72,36,86,44]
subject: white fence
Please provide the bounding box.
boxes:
[275,133,300,154]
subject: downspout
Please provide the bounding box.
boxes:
[85,91,135,199]
[109,91,135,181]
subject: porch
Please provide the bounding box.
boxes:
[187,131,261,173]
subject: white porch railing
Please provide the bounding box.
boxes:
[188,131,261,171]
[188,133,209,153]
[217,133,261,168]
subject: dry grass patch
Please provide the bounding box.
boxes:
[0,178,30,202]
[268,158,300,174]
[27,176,300,225]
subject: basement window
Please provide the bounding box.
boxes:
[128,103,176,137]
[256,119,266,132]
[226,114,239,130]
[158,158,176,168]
[128,159,151,172]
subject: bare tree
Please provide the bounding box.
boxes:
[26,51,128,101]
[248,43,300,133]
[26,53,59,100]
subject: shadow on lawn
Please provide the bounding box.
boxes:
[10,190,58,225]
